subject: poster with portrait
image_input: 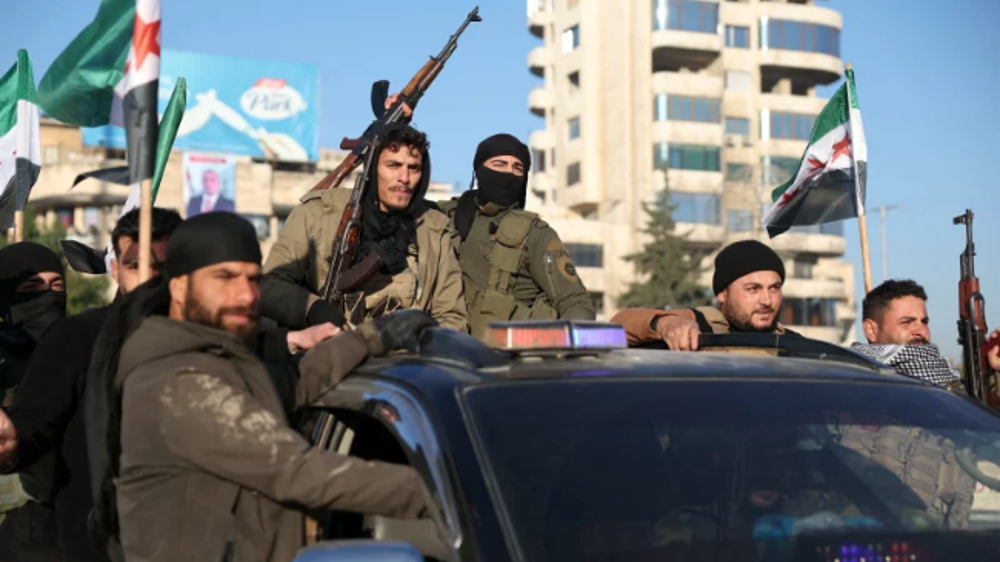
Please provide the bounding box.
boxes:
[183,152,238,217]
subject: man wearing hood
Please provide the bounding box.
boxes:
[438,133,595,339]
[0,241,66,561]
[261,124,466,331]
[84,212,433,562]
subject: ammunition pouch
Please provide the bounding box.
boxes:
[468,211,539,339]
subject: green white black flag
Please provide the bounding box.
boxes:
[0,50,41,231]
[763,68,867,238]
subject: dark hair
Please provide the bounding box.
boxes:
[381,125,430,157]
[862,279,928,321]
[111,207,184,255]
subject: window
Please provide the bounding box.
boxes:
[565,243,603,268]
[277,213,290,232]
[533,149,547,173]
[780,298,838,327]
[243,215,271,241]
[653,0,719,33]
[792,254,817,279]
[725,70,752,93]
[761,19,840,57]
[726,209,754,233]
[767,111,815,141]
[725,163,752,182]
[654,95,721,123]
[666,192,721,224]
[654,143,721,171]
[567,162,581,185]
[725,25,749,48]
[56,208,74,228]
[567,71,580,95]
[761,155,801,185]
[567,116,581,140]
[725,117,750,136]
[561,25,579,53]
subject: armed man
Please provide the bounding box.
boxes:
[261,124,466,332]
[613,239,796,348]
[79,213,433,562]
[438,133,595,338]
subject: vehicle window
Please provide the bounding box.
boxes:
[463,380,1000,562]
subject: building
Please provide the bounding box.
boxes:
[23,118,454,279]
[525,0,856,343]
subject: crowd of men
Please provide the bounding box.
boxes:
[0,121,998,562]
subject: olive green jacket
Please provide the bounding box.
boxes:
[261,188,467,332]
[438,199,595,337]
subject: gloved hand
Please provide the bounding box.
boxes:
[307,299,347,328]
[374,310,438,354]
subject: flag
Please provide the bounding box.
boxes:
[0,50,41,231]
[62,78,186,274]
[121,0,161,184]
[762,68,867,238]
[35,0,134,127]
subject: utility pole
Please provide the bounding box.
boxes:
[878,204,902,282]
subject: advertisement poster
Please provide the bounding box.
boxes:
[84,49,320,162]
[183,152,237,218]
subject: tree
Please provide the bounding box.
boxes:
[617,170,715,310]
[2,206,110,314]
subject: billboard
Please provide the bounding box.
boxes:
[183,152,237,217]
[83,49,319,161]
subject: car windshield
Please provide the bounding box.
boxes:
[463,379,1000,562]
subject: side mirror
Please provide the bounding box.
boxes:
[293,540,423,562]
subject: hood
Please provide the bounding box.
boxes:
[117,315,251,384]
[365,122,433,217]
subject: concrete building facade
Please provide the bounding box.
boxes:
[525,0,856,343]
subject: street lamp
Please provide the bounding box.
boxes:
[879,204,902,282]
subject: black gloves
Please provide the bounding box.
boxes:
[307,299,347,328]
[374,310,439,354]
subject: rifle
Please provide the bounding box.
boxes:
[316,6,482,306]
[954,209,998,406]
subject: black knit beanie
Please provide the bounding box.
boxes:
[712,240,785,295]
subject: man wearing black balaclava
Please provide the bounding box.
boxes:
[261,123,466,332]
[83,212,434,562]
[0,241,66,561]
[439,133,595,340]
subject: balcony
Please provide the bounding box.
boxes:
[652,30,722,72]
[529,170,554,193]
[759,49,842,87]
[782,277,848,300]
[769,231,846,257]
[759,93,829,116]
[528,45,553,78]
[651,71,723,97]
[676,222,726,247]
[652,120,723,148]
[527,0,553,39]
[528,86,555,117]
[759,9,843,86]
[529,129,555,150]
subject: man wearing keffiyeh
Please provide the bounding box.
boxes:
[850,279,961,387]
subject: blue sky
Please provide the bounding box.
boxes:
[4,0,998,359]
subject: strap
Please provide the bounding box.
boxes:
[486,211,537,294]
[691,308,715,334]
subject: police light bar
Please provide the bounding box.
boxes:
[484,321,628,353]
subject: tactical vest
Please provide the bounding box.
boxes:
[461,210,557,339]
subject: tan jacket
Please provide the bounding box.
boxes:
[612,306,797,347]
[262,188,467,332]
[115,317,428,562]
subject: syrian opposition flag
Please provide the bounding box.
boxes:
[119,0,161,184]
[0,50,41,231]
[762,68,867,238]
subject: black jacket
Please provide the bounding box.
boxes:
[7,305,112,561]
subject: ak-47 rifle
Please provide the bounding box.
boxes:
[316,7,482,307]
[954,209,998,406]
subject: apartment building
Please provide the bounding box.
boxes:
[526,0,857,343]
[24,119,454,270]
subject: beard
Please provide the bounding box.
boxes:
[183,288,259,343]
[722,300,779,333]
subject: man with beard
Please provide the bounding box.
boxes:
[0,241,67,561]
[612,240,796,349]
[89,212,431,562]
[261,124,466,331]
[0,207,180,561]
[848,279,960,388]
[437,133,594,339]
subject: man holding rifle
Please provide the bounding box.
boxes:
[261,124,466,331]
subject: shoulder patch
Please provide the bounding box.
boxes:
[557,254,579,283]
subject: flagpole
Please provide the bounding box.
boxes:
[846,62,873,294]
[138,179,152,282]
[13,210,23,242]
